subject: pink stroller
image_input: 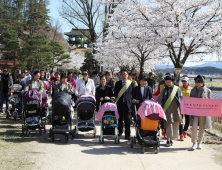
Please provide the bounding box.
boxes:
[41,81,50,122]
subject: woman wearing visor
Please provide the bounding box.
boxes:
[179,75,192,141]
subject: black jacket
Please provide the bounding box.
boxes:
[132,85,153,110]
[95,85,114,111]
[114,80,135,110]
[106,79,114,91]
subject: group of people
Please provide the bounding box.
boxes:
[0,67,211,151]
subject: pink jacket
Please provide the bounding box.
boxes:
[68,78,76,94]
[96,103,119,121]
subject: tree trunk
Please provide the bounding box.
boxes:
[173,64,182,86]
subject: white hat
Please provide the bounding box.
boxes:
[182,76,189,81]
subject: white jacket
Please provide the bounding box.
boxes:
[75,79,95,96]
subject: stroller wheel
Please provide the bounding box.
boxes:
[141,146,145,154]
[65,135,68,143]
[51,134,54,142]
[44,125,46,133]
[14,116,16,121]
[39,129,42,136]
[26,130,30,137]
[72,129,75,139]
[134,137,137,144]
[155,146,160,154]
[22,125,24,134]
[130,137,134,148]
[93,133,96,138]
[76,133,78,138]
[49,128,52,138]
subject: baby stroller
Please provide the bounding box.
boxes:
[49,92,72,143]
[22,90,46,137]
[74,95,96,138]
[130,100,166,154]
[96,100,119,144]
[41,81,50,122]
[9,84,23,120]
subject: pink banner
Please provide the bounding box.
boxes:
[181,97,221,117]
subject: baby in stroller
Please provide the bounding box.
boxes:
[8,84,23,119]
[10,92,22,120]
[130,100,166,154]
[96,99,119,144]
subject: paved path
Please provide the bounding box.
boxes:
[25,116,221,170]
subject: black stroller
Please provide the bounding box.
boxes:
[49,92,73,143]
[9,84,23,120]
[74,95,96,138]
[22,100,46,137]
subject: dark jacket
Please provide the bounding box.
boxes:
[106,79,114,91]
[114,80,135,110]
[132,85,153,110]
[14,80,26,91]
[95,85,114,111]
[0,74,13,95]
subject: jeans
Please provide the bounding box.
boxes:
[0,92,9,112]
[191,116,205,144]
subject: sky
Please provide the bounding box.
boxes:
[47,0,218,67]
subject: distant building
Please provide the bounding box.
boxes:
[0,44,18,69]
[64,29,93,49]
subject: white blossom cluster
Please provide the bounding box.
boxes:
[95,0,222,72]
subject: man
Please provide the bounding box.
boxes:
[45,68,50,81]
[0,69,13,116]
[114,69,135,140]
[73,72,80,83]
[147,72,156,93]
[116,72,122,82]
[23,70,32,85]
[91,71,100,86]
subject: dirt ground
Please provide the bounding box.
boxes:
[0,112,222,170]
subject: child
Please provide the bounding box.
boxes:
[10,92,22,114]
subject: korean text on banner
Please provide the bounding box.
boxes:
[180,97,221,117]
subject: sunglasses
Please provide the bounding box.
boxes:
[82,73,88,76]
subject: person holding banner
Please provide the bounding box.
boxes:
[114,69,135,140]
[179,75,192,141]
[190,75,212,150]
[157,75,183,147]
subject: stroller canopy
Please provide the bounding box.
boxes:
[10,84,22,92]
[52,92,71,115]
[96,103,119,121]
[137,100,166,121]
[43,81,50,90]
[76,95,96,106]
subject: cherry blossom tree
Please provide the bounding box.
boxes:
[60,52,85,70]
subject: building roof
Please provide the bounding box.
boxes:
[64,29,91,37]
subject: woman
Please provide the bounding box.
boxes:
[129,73,138,87]
[132,74,153,109]
[190,75,211,150]
[95,75,114,111]
[25,70,44,101]
[51,72,61,98]
[75,70,95,97]
[67,72,77,99]
[105,72,114,91]
[179,75,192,141]
[157,75,182,147]
[55,74,72,96]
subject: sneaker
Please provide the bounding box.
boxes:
[166,141,170,147]
[197,144,202,149]
[191,143,197,150]
[183,131,187,138]
[170,140,173,146]
[180,135,184,141]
